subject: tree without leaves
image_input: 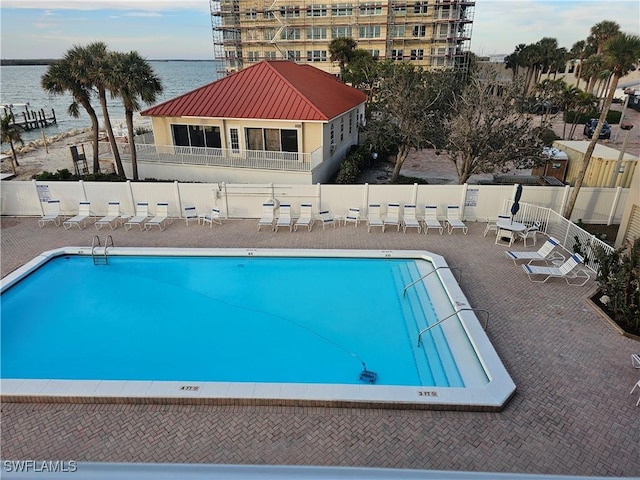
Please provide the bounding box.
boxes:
[109,51,163,180]
[360,62,454,182]
[445,70,546,184]
[564,32,640,219]
[41,58,101,173]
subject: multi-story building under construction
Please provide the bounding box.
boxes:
[210,0,474,76]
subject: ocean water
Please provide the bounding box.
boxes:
[0,61,223,142]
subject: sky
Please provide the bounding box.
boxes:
[0,0,638,60]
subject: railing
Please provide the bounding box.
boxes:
[403,266,462,297]
[105,143,323,172]
[502,200,615,272]
[417,308,489,347]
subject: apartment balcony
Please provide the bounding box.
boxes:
[124,144,324,172]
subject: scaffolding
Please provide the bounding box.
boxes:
[210,0,475,76]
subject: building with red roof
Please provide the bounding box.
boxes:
[138,60,367,184]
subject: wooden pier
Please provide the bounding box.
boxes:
[1,103,57,131]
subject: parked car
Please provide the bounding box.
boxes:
[531,101,560,115]
[583,119,611,139]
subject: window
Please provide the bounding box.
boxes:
[280,6,300,17]
[281,28,301,40]
[230,128,239,152]
[366,49,380,58]
[306,4,327,16]
[359,26,381,38]
[330,123,334,146]
[391,49,404,60]
[349,112,353,134]
[359,3,382,15]
[263,28,276,41]
[332,26,352,38]
[245,128,298,152]
[392,4,406,13]
[171,125,221,149]
[307,50,327,62]
[307,27,328,40]
[340,118,344,142]
[331,3,353,15]
[246,30,259,41]
[412,25,426,37]
[410,49,424,60]
[263,10,275,19]
[391,25,405,37]
[247,51,260,62]
[287,50,301,61]
[264,51,277,59]
[413,2,427,13]
[245,8,257,19]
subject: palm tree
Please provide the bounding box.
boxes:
[504,44,527,81]
[71,42,125,176]
[42,57,102,173]
[329,37,357,80]
[568,91,597,139]
[570,40,588,89]
[587,20,620,54]
[564,33,640,219]
[109,51,163,180]
[0,113,24,172]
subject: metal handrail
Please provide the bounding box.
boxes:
[403,266,461,297]
[104,235,114,264]
[91,235,101,264]
[417,308,489,347]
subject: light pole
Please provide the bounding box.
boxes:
[608,123,634,188]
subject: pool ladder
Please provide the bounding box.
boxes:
[91,235,114,265]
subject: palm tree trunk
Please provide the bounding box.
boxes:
[564,74,620,219]
[9,140,19,167]
[98,90,124,176]
[125,110,139,180]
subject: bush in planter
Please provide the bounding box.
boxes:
[593,237,640,335]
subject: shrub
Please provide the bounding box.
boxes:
[335,145,368,184]
[33,169,125,182]
[534,126,560,146]
[594,237,640,335]
[565,110,622,125]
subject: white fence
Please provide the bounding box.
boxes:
[0,181,629,229]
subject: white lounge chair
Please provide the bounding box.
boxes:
[63,201,93,230]
[632,354,640,368]
[445,205,467,235]
[384,203,401,232]
[631,379,640,407]
[318,210,336,229]
[275,204,293,232]
[505,237,565,265]
[518,221,541,247]
[484,214,511,237]
[294,203,313,232]
[402,204,421,233]
[423,205,443,235]
[38,199,62,228]
[95,201,124,230]
[367,204,384,232]
[124,202,151,231]
[145,202,171,231]
[200,207,222,228]
[258,202,275,231]
[344,207,360,227]
[522,253,590,286]
[184,206,199,226]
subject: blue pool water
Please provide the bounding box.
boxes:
[1,255,474,387]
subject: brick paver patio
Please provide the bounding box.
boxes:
[1,216,639,476]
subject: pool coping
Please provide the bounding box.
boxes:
[0,247,516,411]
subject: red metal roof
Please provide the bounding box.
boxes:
[141,60,367,122]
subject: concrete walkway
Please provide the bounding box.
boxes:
[1,216,639,476]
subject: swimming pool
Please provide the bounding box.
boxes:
[0,248,515,410]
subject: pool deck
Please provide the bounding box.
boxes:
[1,216,639,476]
